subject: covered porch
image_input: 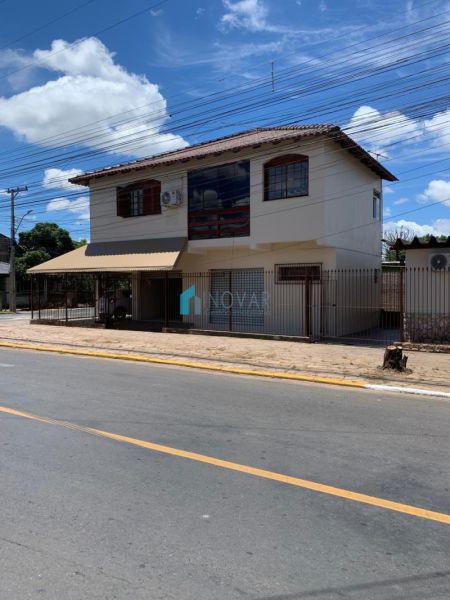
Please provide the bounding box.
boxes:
[28,238,186,329]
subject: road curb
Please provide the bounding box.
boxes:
[1,340,449,398]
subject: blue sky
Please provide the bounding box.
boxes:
[1,0,450,242]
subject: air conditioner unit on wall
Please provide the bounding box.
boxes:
[160,189,183,208]
[429,253,450,271]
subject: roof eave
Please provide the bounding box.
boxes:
[69,126,397,186]
[332,131,397,182]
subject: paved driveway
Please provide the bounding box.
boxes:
[0,310,31,321]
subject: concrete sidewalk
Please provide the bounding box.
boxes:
[0,321,448,394]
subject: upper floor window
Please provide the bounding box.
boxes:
[264,154,309,201]
[117,179,161,218]
[373,189,381,221]
[188,160,250,240]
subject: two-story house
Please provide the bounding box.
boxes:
[29,125,396,337]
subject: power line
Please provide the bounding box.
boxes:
[0,2,446,239]
[0,3,448,174]
[0,0,96,52]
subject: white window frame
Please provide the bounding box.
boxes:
[373,189,382,221]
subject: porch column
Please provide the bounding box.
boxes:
[132,272,141,320]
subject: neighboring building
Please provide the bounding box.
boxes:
[0,234,10,309]
[0,261,9,309]
[391,236,450,343]
[0,233,9,263]
[29,125,396,336]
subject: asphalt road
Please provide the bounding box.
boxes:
[0,348,449,599]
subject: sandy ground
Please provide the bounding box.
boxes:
[0,320,448,392]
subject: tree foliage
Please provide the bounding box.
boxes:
[383,225,416,262]
[16,223,80,282]
[15,250,51,278]
[18,222,75,258]
[383,226,449,262]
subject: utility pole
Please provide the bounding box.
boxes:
[6,186,28,312]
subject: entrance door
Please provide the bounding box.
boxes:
[140,274,182,323]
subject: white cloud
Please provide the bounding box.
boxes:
[383,206,392,217]
[424,109,450,150]
[47,195,90,220]
[47,197,70,212]
[383,185,394,194]
[43,168,83,190]
[0,49,36,91]
[150,9,163,16]
[319,1,327,12]
[220,0,269,32]
[221,0,267,30]
[0,37,188,158]
[345,105,423,154]
[385,219,450,238]
[196,7,206,16]
[393,197,409,206]
[417,180,450,208]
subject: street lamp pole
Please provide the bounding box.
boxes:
[7,186,28,312]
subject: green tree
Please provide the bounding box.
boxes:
[74,238,88,249]
[18,222,75,259]
[16,223,79,288]
[15,250,51,278]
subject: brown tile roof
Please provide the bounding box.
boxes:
[70,125,397,185]
[391,236,450,250]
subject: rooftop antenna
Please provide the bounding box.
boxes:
[372,151,388,161]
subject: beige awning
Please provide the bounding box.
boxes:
[27,237,186,274]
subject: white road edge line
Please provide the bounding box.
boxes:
[366,384,450,398]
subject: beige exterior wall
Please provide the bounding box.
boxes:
[88,137,380,259]
[178,244,334,337]
[178,242,336,271]
[89,138,327,246]
[91,141,344,248]
[320,140,382,269]
[87,136,386,337]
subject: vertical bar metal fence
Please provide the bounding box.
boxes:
[30,268,450,345]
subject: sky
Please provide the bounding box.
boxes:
[0,0,450,242]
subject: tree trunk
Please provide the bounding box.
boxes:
[382,345,408,371]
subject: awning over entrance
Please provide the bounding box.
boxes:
[27,237,186,274]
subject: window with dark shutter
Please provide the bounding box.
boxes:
[143,180,161,216]
[264,155,309,201]
[117,187,130,218]
[116,179,161,218]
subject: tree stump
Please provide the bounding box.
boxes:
[382,345,408,371]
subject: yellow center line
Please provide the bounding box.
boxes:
[1,404,449,525]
